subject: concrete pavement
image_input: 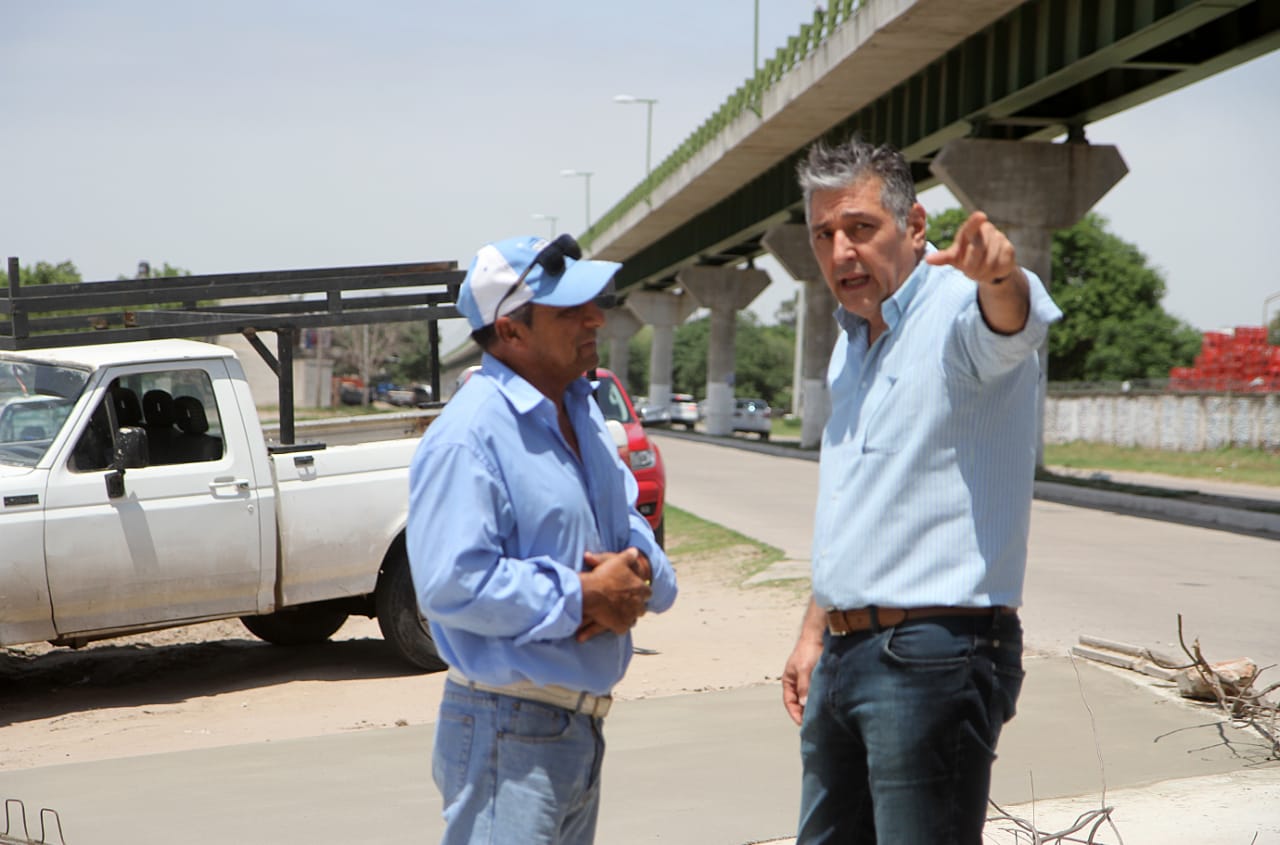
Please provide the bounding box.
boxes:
[1,656,1277,844]
[1,435,1277,844]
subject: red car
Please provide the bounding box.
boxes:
[590,367,667,548]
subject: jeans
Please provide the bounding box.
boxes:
[797,612,1024,845]
[433,679,606,845]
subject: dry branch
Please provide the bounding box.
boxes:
[1176,613,1279,759]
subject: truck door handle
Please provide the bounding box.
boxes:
[209,477,251,493]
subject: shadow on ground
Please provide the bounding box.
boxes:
[0,637,440,727]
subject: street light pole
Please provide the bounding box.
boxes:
[613,94,658,178]
[530,213,557,237]
[559,170,593,231]
[754,0,759,72]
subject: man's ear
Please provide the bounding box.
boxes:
[493,314,527,347]
[907,202,928,249]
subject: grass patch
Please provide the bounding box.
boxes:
[664,505,787,583]
[773,416,803,438]
[1043,443,1280,488]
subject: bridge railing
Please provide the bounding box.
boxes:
[583,0,864,250]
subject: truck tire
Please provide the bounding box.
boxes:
[240,603,348,646]
[376,551,446,672]
[653,516,665,550]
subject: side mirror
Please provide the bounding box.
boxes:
[605,419,630,466]
[105,427,149,500]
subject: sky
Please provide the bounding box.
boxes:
[3,1,1279,355]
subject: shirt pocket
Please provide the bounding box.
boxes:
[861,369,923,454]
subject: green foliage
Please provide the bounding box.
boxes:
[1269,312,1280,347]
[1047,212,1199,380]
[925,207,968,250]
[1043,442,1280,488]
[669,313,795,407]
[388,323,433,382]
[926,209,1202,382]
[18,260,82,287]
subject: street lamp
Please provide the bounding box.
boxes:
[559,169,593,230]
[530,213,557,237]
[613,94,658,178]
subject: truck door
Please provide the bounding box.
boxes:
[42,360,264,636]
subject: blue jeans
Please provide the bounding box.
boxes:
[433,679,606,845]
[797,612,1024,845]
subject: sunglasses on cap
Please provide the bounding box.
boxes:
[493,233,583,321]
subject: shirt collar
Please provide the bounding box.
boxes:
[479,352,591,415]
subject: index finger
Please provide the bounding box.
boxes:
[925,210,990,267]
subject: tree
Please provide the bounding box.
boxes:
[660,312,795,407]
[1269,311,1280,347]
[927,209,1201,381]
[17,260,83,287]
[1047,213,1200,380]
[925,207,968,250]
[332,324,404,404]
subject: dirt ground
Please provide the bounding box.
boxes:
[0,535,810,772]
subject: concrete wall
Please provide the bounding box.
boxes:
[1045,392,1280,451]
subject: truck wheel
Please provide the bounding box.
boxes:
[376,551,446,672]
[240,603,347,646]
[653,517,665,550]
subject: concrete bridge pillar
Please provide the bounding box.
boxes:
[675,266,771,437]
[626,288,699,410]
[600,305,643,391]
[763,223,837,449]
[930,138,1128,464]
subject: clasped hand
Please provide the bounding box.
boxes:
[576,547,652,642]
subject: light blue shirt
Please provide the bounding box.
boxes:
[811,246,1063,611]
[407,353,677,695]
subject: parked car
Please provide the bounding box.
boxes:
[732,397,772,440]
[386,384,433,408]
[635,396,672,427]
[0,339,444,670]
[591,368,667,547]
[668,393,701,430]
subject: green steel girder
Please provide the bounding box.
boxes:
[612,0,1279,291]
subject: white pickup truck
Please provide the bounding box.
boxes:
[0,338,442,669]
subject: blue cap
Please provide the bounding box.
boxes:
[456,235,621,330]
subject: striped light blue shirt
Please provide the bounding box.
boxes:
[811,246,1062,611]
[407,354,677,695]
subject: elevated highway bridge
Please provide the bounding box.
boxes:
[587,0,1278,289]
[460,0,1280,443]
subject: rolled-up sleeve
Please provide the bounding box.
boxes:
[957,268,1063,381]
[407,442,583,643]
[630,512,678,613]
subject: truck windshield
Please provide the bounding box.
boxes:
[0,359,90,467]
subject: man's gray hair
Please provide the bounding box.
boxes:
[797,137,916,229]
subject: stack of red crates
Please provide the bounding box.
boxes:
[1168,326,1280,393]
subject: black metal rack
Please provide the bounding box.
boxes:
[2,257,464,444]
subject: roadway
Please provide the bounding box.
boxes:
[651,432,1280,673]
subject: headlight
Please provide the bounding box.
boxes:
[630,447,657,469]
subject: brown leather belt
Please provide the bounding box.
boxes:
[826,605,1015,636]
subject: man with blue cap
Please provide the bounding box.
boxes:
[407,234,678,844]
